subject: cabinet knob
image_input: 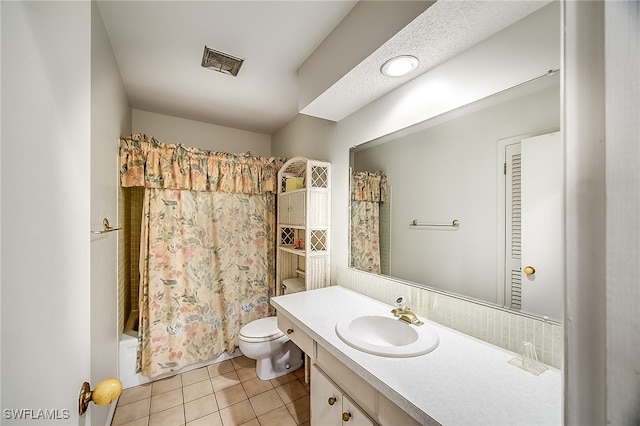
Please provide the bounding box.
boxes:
[287,328,294,335]
[342,412,352,422]
[327,396,336,406]
[523,266,536,276]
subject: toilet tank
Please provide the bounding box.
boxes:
[282,277,305,294]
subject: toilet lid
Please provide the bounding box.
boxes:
[239,317,284,343]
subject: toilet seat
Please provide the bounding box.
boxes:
[239,317,284,343]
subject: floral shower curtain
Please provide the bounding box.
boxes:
[350,171,388,274]
[120,134,282,377]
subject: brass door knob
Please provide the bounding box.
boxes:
[328,396,337,406]
[342,412,352,422]
[523,266,536,276]
[78,378,122,415]
[287,328,294,334]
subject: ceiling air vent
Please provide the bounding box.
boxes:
[201,46,244,77]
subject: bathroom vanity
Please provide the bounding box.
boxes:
[271,286,561,426]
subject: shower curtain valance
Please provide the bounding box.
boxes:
[119,133,283,194]
[351,171,388,203]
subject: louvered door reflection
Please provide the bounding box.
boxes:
[505,144,522,311]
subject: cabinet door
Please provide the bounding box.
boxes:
[342,395,376,426]
[278,194,290,224]
[279,192,305,226]
[311,365,342,426]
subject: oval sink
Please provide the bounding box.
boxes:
[335,315,439,357]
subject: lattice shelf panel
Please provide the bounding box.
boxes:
[310,230,328,252]
[311,165,329,188]
[280,228,295,246]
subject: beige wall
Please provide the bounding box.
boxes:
[132,109,271,156]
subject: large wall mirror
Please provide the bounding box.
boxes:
[350,71,561,322]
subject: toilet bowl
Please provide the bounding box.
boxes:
[239,277,305,380]
[238,316,303,380]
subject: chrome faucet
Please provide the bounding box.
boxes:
[391,296,424,326]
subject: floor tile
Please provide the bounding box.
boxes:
[248,389,284,417]
[112,358,309,426]
[186,411,222,426]
[149,405,185,426]
[231,356,255,369]
[286,396,310,424]
[257,405,297,426]
[183,379,213,403]
[235,367,257,383]
[211,371,241,392]
[214,384,247,409]
[150,388,183,414]
[294,368,305,380]
[241,376,274,398]
[269,372,298,387]
[184,394,218,423]
[112,398,150,426]
[119,417,149,426]
[152,375,183,396]
[275,380,308,404]
[219,400,256,426]
[208,360,235,378]
[118,383,152,406]
[298,378,311,393]
[181,367,210,386]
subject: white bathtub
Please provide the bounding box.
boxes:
[119,311,242,389]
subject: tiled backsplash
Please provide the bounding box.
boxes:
[337,267,562,369]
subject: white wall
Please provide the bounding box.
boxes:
[1,2,92,424]
[604,2,640,424]
[132,109,271,156]
[91,3,132,425]
[353,86,559,304]
[272,2,560,284]
[563,2,606,424]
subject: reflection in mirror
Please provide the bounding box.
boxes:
[350,72,561,321]
[350,171,389,275]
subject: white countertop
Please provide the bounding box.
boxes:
[270,286,561,426]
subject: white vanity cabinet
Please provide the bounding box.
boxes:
[275,307,423,426]
[271,286,562,426]
[276,157,331,294]
[311,365,376,426]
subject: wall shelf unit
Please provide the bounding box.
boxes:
[276,157,331,295]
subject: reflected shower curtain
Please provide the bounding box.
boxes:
[351,200,382,273]
[350,171,387,274]
[119,134,280,378]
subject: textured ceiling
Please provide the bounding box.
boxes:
[301,0,551,122]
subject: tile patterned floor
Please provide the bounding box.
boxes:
[111,356,310,426]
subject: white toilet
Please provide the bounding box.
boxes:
[239,278,305,380]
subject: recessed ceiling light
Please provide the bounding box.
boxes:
[380,55,419,77]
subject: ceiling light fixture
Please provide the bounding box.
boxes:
[380,55,419,77]
[201,46,244,77]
